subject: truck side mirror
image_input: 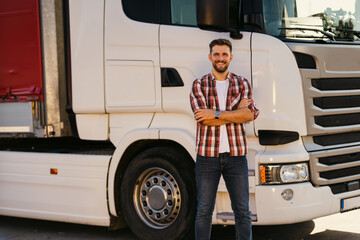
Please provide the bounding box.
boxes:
[196,0,229,32]
[196,0,243,39]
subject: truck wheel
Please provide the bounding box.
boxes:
[120,147,195,240]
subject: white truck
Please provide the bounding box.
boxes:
[1,0,360,239]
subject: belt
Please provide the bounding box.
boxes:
[219,152,230,157]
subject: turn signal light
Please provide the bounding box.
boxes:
[260,166,266,183]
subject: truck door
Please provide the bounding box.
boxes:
[104,0,162,113]
[159,0,252,115]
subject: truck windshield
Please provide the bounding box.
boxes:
[263,0,360,42]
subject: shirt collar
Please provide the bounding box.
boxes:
[210,72,233,81]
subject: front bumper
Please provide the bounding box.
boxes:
[254,182,360,225]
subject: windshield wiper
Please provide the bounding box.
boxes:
[278,27,335,41]
[337,29,360,38]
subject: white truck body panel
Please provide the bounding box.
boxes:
[76,114,109,140]
[109,113,155,147]
[252,33,307,135]
[0,151,110,226]
[69,0,105,114]
[104,0,162,113]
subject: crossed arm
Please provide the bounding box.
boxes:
[194,99,254,126]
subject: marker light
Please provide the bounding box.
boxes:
[281,189,294,201]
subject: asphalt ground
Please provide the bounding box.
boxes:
[0,209,359,240]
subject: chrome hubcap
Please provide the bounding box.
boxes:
[134,168,181,229]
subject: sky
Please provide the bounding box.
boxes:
[297,0,357,17]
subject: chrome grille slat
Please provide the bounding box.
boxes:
[309,107,360,116]
[319,168,360,180]
[313,95,360,109]
[315,162,360,172]
[308,89,360,98]
[311,78,360,91]
[315,113,360,127]
[317,175,360,186]
[316,175,360,185]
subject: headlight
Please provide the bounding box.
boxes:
[260,163,309,184]
[280,164,309,183]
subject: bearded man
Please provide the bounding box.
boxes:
[190,38,259,240]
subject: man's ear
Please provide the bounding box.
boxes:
[230,54,233,62]
[208,53,212,62]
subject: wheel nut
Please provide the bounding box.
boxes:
[142,190,146,196]
[161,181,166,186]
[168,200,172,206]
[146,181,150,187]
[148,210,153,215]
[156,213,161,218]
[167,189,172,195]
[164,209,168,215]
[143,201,147,207]
[154,178,158,184]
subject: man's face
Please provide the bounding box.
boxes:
[208,45,233,73]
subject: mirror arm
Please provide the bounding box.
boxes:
[229,28,243,39]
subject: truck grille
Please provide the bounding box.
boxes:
[305,77,360,193]
[303,77,360,137]
[287,42,360,195]
[309,147,360,193]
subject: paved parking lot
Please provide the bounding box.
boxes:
[0,209,359,240]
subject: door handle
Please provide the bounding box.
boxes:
[161,68,184,87]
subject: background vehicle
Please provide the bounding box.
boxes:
[1,0,360,239]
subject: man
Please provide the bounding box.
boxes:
[190,39,259,240]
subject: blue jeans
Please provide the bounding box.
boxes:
[195,153,252,240]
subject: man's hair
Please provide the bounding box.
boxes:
[209,38,232,53]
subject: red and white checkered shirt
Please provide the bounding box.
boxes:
[190,72,259,157]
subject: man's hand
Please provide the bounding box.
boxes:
[239,98,252,109]
[194,109,215,123]
[194,98,254,125]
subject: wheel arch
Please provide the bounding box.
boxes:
[108,137,195,219]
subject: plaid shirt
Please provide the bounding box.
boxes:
[190,72,259,157]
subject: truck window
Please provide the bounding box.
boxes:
[170,0,196,26]
[169,0,241,28]
[122,0,241,29]
[263,0,360,42]
[122,0,197,27]
[122,0,161,24]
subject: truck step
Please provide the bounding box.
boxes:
[217,212,258,222]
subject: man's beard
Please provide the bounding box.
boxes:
[213,61,229,73]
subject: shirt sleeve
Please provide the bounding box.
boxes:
[190,79,207,112]
[242,78,259,120]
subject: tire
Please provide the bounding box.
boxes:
[120,147,196,240]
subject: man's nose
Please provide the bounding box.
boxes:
[219,55,228,61]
